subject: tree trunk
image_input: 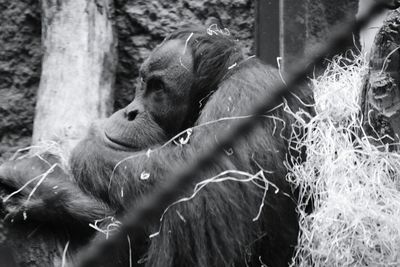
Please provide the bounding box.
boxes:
[361,8,400,147]
[32,0,116,153]
[0,0,116,266]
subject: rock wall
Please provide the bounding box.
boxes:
[0,1,42,161]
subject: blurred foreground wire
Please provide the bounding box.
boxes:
[77,1,400,266]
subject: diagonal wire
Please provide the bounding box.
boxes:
[77,1,400,266]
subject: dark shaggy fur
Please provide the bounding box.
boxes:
[0,25,313,267]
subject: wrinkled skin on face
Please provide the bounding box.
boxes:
[102,40,194,151]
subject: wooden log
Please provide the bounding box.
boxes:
[361,8,400,147]
[32,0,116,153]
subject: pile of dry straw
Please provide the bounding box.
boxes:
[287,54,400,266]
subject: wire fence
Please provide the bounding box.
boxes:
[76,1,400,266]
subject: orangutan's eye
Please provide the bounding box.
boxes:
[147,78,165,92]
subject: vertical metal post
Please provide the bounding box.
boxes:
[255,0,281,66]
[280,0,307,71]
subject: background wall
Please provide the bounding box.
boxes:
[0,1,42,161]
[305,0,359,57]
[281,0,359,69]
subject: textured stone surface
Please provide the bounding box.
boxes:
[0,0,42,161]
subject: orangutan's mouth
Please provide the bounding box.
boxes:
[104,131,138,151]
